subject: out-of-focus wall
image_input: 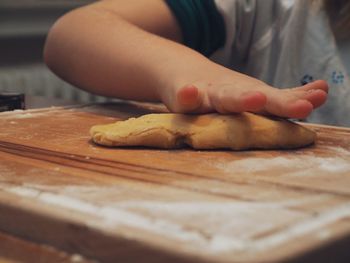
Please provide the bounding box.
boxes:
[0,0,108,102]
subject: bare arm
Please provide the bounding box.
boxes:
[44,0,211,101]
[44,0,328,118]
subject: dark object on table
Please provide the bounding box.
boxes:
[0,93,25,112]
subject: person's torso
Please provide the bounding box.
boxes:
[212,0,350,126]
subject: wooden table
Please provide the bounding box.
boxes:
[25,95,78,109]
[0,101,350,262]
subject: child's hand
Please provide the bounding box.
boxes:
[160,65,328,119]
[44,0,328,120]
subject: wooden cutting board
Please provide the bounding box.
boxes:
[0,101,350,263]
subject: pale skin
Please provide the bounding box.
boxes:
[44,0,328,119]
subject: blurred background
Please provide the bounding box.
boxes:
[0,0,110,105]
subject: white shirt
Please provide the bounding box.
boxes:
[212,0,350,126]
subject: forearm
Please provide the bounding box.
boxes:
[44,3,214,101]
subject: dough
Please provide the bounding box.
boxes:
[90,113,316,150]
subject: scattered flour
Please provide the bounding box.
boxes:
[216,154,350,176]
[11,112,36,119]
[70,254,84,262]
[0,108,59,119]
[3,184,349,254]
[1,142,349,256]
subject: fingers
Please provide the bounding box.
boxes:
[292,80,328,109]
[171,84,267,114]
[208,83,320,119]
[167,80,328,119]
[210,88,267,113]
[263,96,314,119]
[262,80,328,118]
[296,80,329,93]
[171,84,205,113]
[294,89,328,109]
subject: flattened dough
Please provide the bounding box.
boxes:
[90,113,316,150]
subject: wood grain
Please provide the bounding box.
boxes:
[0,230,93,263]
[0,102,350,262]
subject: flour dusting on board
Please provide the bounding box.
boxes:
[4,184,350,254]
[216,148,350,176]
[0,108,65,119]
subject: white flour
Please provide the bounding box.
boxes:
[216,148,350,176]
[0,108,64,119]
[3,184,348,254]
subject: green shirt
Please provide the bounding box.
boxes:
[165,0,226,56]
